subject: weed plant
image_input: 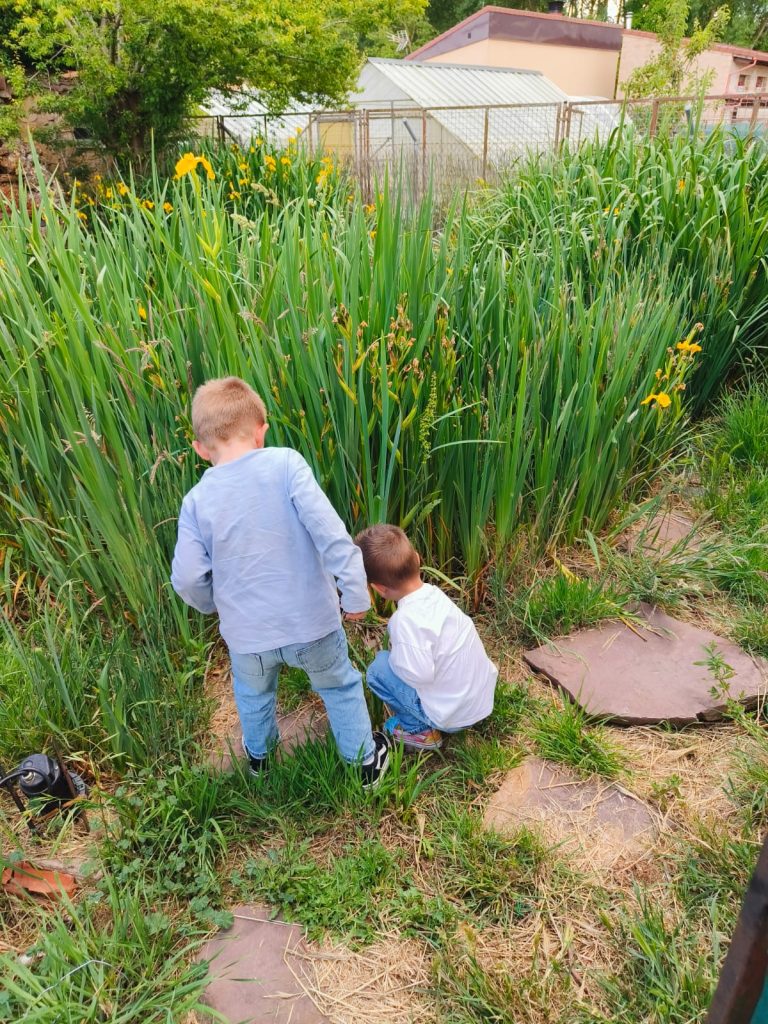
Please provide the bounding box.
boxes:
[527,701,625,779]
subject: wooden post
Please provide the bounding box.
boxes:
[649,98,660,137]
[706,834,768,1024]
[481,106,490,183]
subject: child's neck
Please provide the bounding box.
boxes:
[394,577,424,602]
[209,439,262,466]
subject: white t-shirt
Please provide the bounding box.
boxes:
[388,583,498,730]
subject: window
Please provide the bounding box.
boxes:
[757,76,766,91]
[738,73,748,89]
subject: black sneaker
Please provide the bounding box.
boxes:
[361,731,391,790]
[241,735,270,777]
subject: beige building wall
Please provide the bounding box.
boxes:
[617,33,741,96]
[426,38,618,97]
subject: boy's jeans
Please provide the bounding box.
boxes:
[229,627,375,763]
[366,650,443,735]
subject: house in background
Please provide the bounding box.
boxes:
[406,4,768,100]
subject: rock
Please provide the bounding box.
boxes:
[197,904,328,1024]
[524,604,768,725]
[484,757,656,871]
[620,510,697,556]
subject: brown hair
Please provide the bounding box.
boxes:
[355,524,421,590]
[191,377,267,445]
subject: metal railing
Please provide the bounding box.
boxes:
[193,92,768,197]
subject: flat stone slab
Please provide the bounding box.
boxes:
[209,702,329,771]
[524,604,768,725]
[197,904,328,1024]
[620,510,697,556]
[484,757,656,871]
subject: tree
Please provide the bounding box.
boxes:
[630,0,768,48]
[0,0,427,160]
[624,0,730,96]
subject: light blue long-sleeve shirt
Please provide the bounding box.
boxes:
[170,447,370,654]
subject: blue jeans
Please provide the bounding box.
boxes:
[366,650,441,734]
[229,628,375,764]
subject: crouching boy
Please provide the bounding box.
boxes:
[171,377,390,788]
[355,524,497,750]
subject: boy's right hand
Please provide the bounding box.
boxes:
[344,611,368,621]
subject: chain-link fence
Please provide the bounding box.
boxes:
[195,92,768,197]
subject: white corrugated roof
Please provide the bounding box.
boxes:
[202,91,311,146]
[362,58,566,109]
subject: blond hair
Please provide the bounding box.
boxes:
[191,377,267,445]
[355,524,420,590]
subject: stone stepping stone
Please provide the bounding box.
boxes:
[484,757,656,871]
[524,604,768,726]
[197,904,328,1024]
[620,510,697,556]
[209,702,329,772]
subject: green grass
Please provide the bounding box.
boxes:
[230,834,448,945]
[514,573,628,646]
[717,383,768,468]
[599,894,721,1024]
[425,805,544,925]
[0,877,212,1024]
[527,700,625,779]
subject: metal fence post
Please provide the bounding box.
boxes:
[649,98,660,137]
[481,106,490,182]
[750,95,761,134]
[421,108,427,200]
[365,109,372,202]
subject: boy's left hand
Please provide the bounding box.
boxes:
[344,611,368,621]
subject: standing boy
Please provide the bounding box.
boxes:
[355,524,497,750]
[171,377,390,787]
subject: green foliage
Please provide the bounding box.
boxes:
[426,805,544,923]
[0,587,209,768]
[515,573,627,645]
[230,834,444,944]
[632,0,768,50]
[433,926,570,1023]
[0,62,25,143]
[0,876,211,1024]
[624,0,730,98]
[716,383,768,469]
[0,0,426,159]
[676,821,757,930]
[491,129,768,414]
[727,706,768,827]
[600,894,720,1023]
[101,765,232,916]
[476,680,534,738]
[527,701,625,779]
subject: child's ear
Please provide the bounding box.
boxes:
[192,439,211,462]
[370,582,388,599]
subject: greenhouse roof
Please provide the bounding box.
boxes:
[359,58,566,109]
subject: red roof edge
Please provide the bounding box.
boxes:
[409,5,768,64]
[406,6,490,61]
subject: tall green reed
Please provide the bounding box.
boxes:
[487,127,768,411]
[0,135,749,761]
